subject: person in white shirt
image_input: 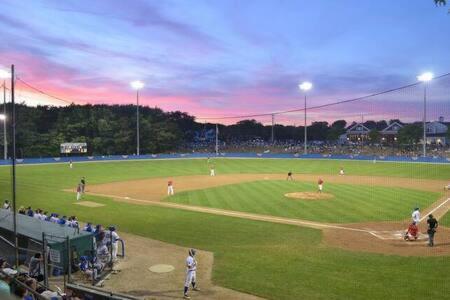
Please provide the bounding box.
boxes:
[183,249,200,299]
[2,200,10,211]
[412,207,421,224]
[108,226,121,261]
[50,213,59,223]
[40,211,48,221]
[33,209,42,220]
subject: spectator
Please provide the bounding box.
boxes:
[28,254,43,282]
[24,278,37,300]
[40,211,48,221]
[18,206,26,215]
[13,285,27,299]
[49,214,59,223]
[58,216,67,226]
[68,216,79,228]
[0,272,11,296]
[83,223,93,233]
[33,210,42,220]
[26,207,34,217]
[2,200,10,211]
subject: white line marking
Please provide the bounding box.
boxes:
[420,198,450,221]
[82,191,386,238]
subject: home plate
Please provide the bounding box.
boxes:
[149,264,175,273]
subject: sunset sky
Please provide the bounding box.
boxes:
[1,0,449,124]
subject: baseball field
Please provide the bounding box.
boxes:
[1,158,450,300]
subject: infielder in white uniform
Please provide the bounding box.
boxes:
[167,180,174,196]
[339,167,345,176]
[412,207,420,224]
[184,249,199,299]
[210,165,215,176]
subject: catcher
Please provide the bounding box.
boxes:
[404,221,419,241]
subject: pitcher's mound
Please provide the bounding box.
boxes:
[148,264,175,273]
[284,192,334,200]
[74,201,105,207]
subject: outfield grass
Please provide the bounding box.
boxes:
[441,211,450,227]
[0,158,449,300]
[166,180,439,222]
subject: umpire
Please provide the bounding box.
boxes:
[426,214,438,247]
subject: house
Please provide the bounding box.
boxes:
[345,123,371,142]
[424,119,448,145]
[380,121,403,143]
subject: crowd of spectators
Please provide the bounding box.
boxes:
[183,139,450,159]
[0,203,122,298]
[0,256,71,299]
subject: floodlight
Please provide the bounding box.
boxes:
[417,72,433,82]
[130,80,144,90]
[299,81,312,91]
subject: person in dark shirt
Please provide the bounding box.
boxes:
[18,206,26,215]
[426,214,438,247]
[80,177,86,193]
[26,206,34,217]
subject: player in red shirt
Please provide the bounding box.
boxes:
[404,221,419,241]
[318,178,324,193]
[167,180,174,196]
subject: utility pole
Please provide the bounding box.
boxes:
[3,80,7,160]
[215,124,219,155]
[271,114,275,144]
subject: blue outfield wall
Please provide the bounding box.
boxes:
[0,152,450,165]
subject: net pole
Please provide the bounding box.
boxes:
[11,64,18,267]
[3,80,6,160]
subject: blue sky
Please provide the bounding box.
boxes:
[0,0,449,123]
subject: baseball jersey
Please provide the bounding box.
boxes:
[407,224,418,236]
[186,256,197,272]
[412,210,420,222]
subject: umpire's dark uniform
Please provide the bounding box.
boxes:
[427,214,438,247]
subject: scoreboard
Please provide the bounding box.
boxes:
[60,143,87,154]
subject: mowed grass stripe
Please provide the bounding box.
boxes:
[168,180,440,223]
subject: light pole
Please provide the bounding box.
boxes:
[299,81,312,155]
[0,68,10,160]
[417,72,433,157]
[130,80,144,156]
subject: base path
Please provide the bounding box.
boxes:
[80,174,450,256]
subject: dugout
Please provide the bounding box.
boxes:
[0,209,94,272]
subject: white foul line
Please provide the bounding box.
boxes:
[420,198,450,222]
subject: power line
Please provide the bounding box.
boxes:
[196,72,450,120]
[15,77,81,105]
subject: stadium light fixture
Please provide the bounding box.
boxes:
[0,114,5,120]
[130,80,144,156]
[0,69,11,79]
[417,72,433,82]
[130,80,144,90]
[299,81,313,155]
[417,72,433,157]
[299,81,312,91]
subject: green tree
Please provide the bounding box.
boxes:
[368,130,381,144]
[398,124,423,145]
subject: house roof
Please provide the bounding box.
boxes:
[381,121,404,134]
[346,123,370,134]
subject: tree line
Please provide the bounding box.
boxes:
[0,104,446,158]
